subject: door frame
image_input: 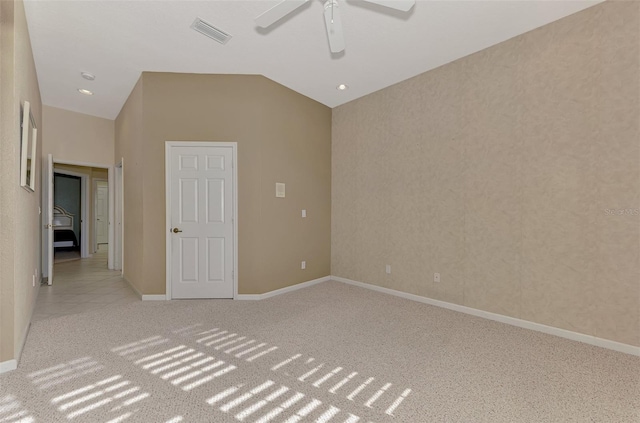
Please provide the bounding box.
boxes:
[164,141,238,300]
[42,158,115,279]
[45,155,54,284]
[114,159,124,273]
[93,178,109,252]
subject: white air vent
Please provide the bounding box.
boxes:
[191,18,232,45]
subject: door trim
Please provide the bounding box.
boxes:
[165,141,238,300]
[114,159,124,273]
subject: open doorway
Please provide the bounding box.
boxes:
[53,172,82,263]
[42,157,117,285]
[35,156,136,321]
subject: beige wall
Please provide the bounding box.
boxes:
[115,73,331,295]
[0,0,42,364]
[115,78,144,292]
[42,106,114,166]
[332,1,639,347]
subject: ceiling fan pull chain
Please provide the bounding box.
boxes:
[331,1,335,24]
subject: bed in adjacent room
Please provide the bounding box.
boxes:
[53,206,78,248]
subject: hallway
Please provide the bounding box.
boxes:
[34,246,139,321]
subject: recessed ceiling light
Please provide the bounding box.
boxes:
[337,84,348,91]
[78,89,94,96]
[81,72,95,81]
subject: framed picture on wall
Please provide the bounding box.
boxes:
[20,100,37,192]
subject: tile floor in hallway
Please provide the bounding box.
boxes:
[34,245,140,321]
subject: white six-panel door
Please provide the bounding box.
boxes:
[167,143,235,299]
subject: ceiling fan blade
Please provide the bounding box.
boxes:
[255,0,310,28]
[361,0,415,12]
[323,1,345,53]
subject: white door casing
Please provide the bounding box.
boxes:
[166,142,237,299]
[47,154,54,285]
[95,181,109,245]
[114,161,123,272]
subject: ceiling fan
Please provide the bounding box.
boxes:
[255,0,415,54]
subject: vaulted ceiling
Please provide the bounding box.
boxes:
[24,0,603,119]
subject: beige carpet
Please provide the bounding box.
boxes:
[1,281,638,422]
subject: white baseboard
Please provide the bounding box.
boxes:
[1,284,40,374]
[331,276,640,357]
[0,360,17,374]
[236,276,331,301]
[123,277,165,301]
[123,277,142,298]
[142,294,166,301]
[16,321,32,369]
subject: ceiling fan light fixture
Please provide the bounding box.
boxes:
[255,0,310,28]
[255,0,414,54]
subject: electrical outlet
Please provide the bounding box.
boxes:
[301,261,306,270]
[386,264,391,274]
[434,272,440,283]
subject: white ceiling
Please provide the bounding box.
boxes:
[24,0,603,120]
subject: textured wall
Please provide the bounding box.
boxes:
[137,73,331,295]
[42,106,114,166]
[0,0,42,364]
[115,73,331,296]
[332,1,639,346]
[0,0,16,365]
[114,77,144,293]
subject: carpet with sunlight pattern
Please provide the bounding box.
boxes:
[1,281,638,422]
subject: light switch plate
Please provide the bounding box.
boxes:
[276,183,285,198]
[302,209,306,218]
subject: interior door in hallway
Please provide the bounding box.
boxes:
[168,144,235,299]
[96,181,109,245]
